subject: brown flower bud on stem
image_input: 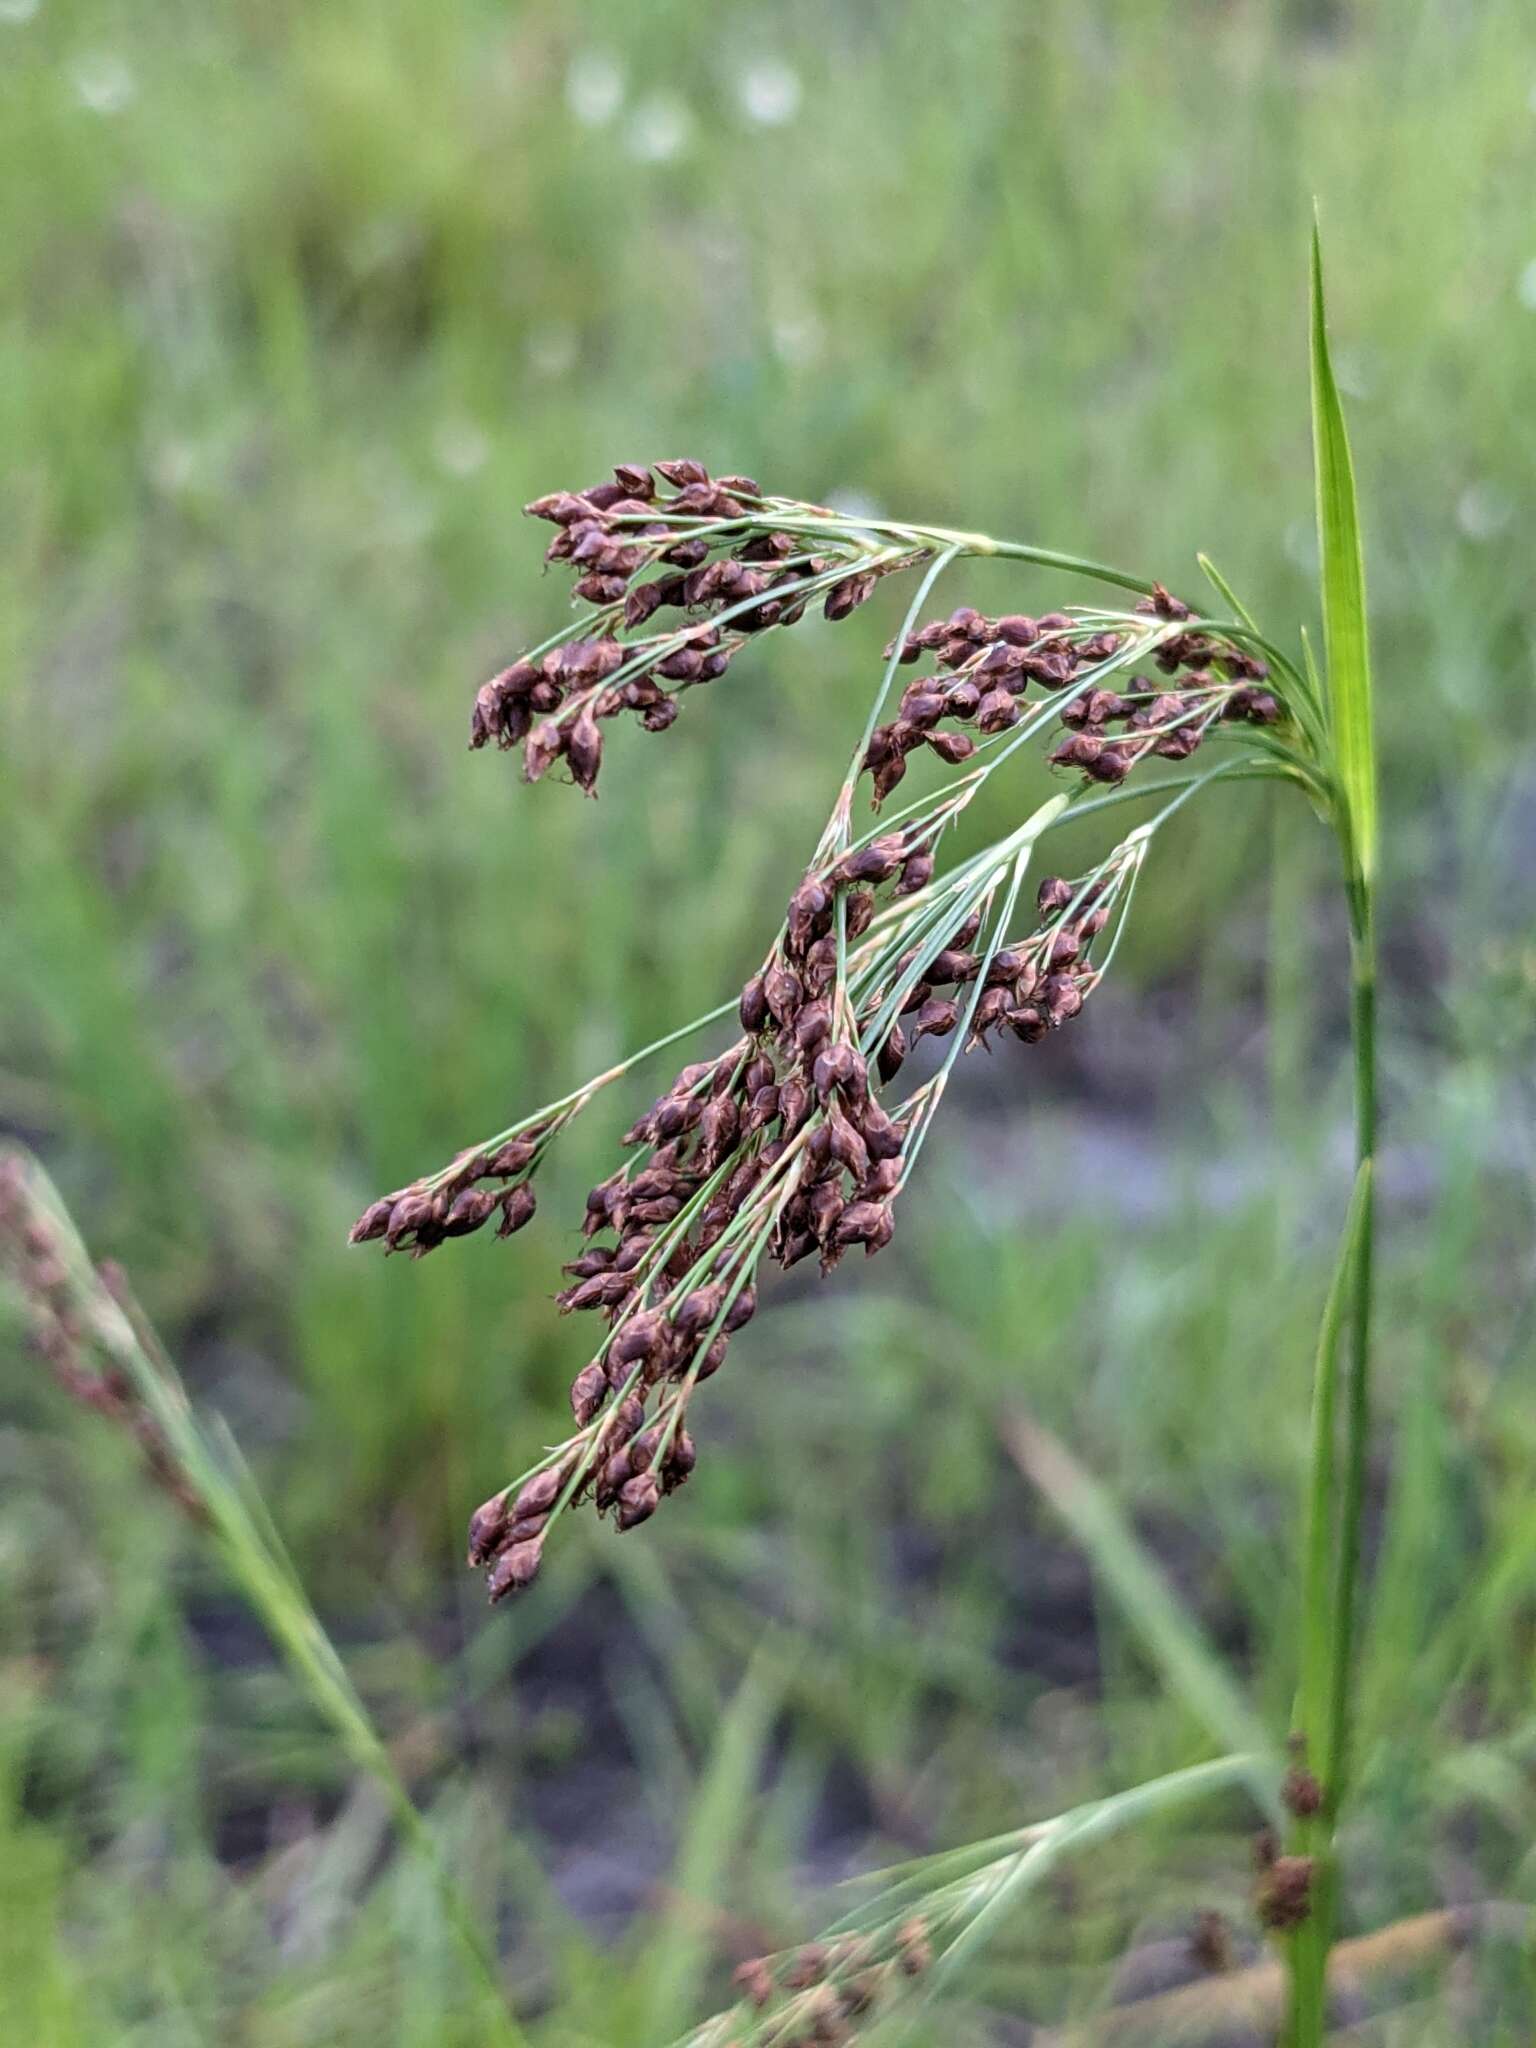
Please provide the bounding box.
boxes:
[570,1362,608,1424]
[733,1957,775,2008]
[486,1535,545,1603]
[616,1472,661,1530]
[1256,1854,1315,1931]
[466,1493,511,1566]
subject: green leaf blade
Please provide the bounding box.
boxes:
[1003,1414,1281,1819]
[1309,221,1378,883]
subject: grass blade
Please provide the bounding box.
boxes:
[1003,1415,1280,1817]
[1309,218,1378,883]
[1294,1159,1374,1778]
[1196,551,1260,635]
[923,1756,1257,1999]
[0,1148,528,2047]
[638,1645,786,2036]
[1287,1160,1375,2044]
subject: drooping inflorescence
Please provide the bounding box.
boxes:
[718,1917,935,2047]
[468,460,914,794]
[868,582,1280,804]
[351,463,1300,1603]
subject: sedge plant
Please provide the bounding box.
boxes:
[4,231,1382,2043]
[341,226,1377,2042]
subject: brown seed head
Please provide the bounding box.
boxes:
[896,847,934,896]
[733,1957,775,2008]
[764,962,804,1027]
[383,1191,443,1253]
[912,997,958,1042]
[925,729,976,766]
[444,1187,500,1237]
[566,707,603,795]
[467,1493,511,1566]
[570,1362,608,1424]
[793,999,833,1055]
[784,1942,831,1990]
[489,1135,539,1176]
[616,1471,661,1530]
[1256,1854,1315,1931]
[1281,1764,1323,1818]
[834,1200,894,1254]
[1189,1910,1233,1975]
[896,1917,933,1975]
[486,1535,544,1602]
[495,1182,538,1238]
[349,1197,395,1245]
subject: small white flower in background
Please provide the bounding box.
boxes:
[1332,347,1375,401]
[1456,483,1513,542]
[1284,517,1319,575]
[525,321,578,379]
[624,92,693,163]
[736,57,802,127]
[772,308,824,370]
[565,51,624,129]
[1517,258,1536,311]
[71,50,135,113]
[148,439,200,496]
[433,418,490,480]
[0,0,41,25]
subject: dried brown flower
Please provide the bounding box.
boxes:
[0,1155,207,1525]
[1256,1853,1316,1931]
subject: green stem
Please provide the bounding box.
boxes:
[1330,887,1378,1800]
[1286,878,1376,2045]
[9,1156,528,2046]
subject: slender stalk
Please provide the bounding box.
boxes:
[1330,883,1378,1802]
[1283,225,1381,2045]
[1283,875,1377,2045]
[1,1153,528,2046]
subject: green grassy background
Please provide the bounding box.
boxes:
[4,1,1536,2040]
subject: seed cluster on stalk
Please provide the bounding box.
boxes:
[354,833,1130,1602]
[468,460,912,794]
[866,584,1281,806]
[349,463,1297,1602]
[1048,583,1282,786]
[348,1120,555,1258]
[0,1154,206,1525]
[866,603,1117,802]
[719,1918,934,2047]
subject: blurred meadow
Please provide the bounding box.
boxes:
[4,1,1536,2040]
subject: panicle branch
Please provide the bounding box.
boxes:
[679,1754,1258,2046]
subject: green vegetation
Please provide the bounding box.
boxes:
[3,3,1536,2041]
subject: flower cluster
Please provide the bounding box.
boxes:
[1047,584,1281,786]
[0,1152,205,1524]
[351,462,1299,1601]
[865,588,1280,806]
[469,461,910,794]
[864,605,1117,803]
[720,1919,934,2047]
[1254,1827,1316,1932]
[348,1121,553,1257]
[352,817,1131,1600]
